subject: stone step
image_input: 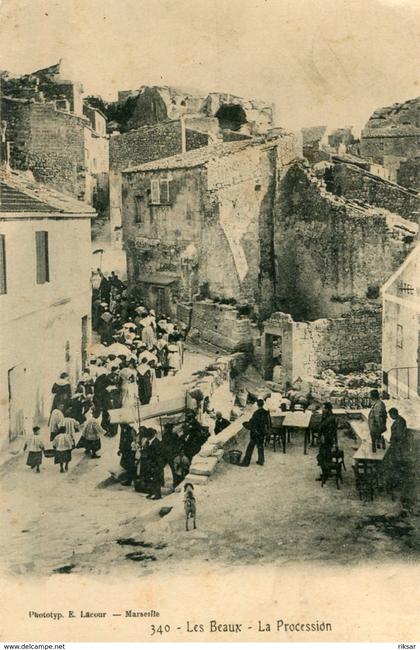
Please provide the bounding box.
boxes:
[184,473,209,486]
[189,456,219,476]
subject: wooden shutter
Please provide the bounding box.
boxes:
[0,234,6,295]
[160,179,170,203]
[35,231,49,284]
[150,179,160,204]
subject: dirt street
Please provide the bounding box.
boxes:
[1,361,419,577]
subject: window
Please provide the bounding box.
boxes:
[35,231,49,284]
[134,194,144,224]
[150,179,160,204]
[396,324,403,349]
[150,177,171,204]
[0,234,6,295]
[160,178,170,203]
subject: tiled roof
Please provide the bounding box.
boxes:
[0,169,96,215]
[0,183,57,212]
[122,137,270,173]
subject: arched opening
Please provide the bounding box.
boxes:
[215,103,247,131]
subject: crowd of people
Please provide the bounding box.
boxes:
[116,410,211,499]
[91,269,184,385]
[24,269,234,497]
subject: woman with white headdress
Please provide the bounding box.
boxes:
[120,358,139,410]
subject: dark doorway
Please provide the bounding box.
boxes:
[215,104,247,131]
[264,334,282,381]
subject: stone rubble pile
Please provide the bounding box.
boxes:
[311,364,382,405]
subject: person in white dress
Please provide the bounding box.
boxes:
[120,359,139,410]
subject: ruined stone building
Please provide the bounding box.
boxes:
[301,126,356,164]
[120,134,301,324]
[0,167,94,446]
[114,85,274,136]
[117,114,419,373]
[360,96,420,188]
[261,155,419,383]
[1,62,109,213]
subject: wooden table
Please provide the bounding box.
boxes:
[353,440,390,493]
[353,443,389,463]
[281,411,313,454]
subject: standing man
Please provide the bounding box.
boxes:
[240,399,270,467]
[99,272,110,304]
[102,369,121,437]
[368,389,387,453]
[388,407,413,493]
[181,410,208,461]
[119,424,138,487]
[316,402,338,482]
[144,428,165,500]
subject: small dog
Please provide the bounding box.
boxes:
[183,482,197,531]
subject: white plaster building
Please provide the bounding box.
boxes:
[382,243,420,401]
[0,170,95,448]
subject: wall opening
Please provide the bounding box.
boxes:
[264,333,282,381]
[215,104,247,131]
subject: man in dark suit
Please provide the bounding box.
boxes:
[144,428,165,500]
[368,389,387,452]
[316,402,338,481]
[240,399,270,467]
[214,411,230,435]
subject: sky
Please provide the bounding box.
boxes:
[0,0,420,134]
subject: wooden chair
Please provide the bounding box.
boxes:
[321,447,346,489]
[265,426,286,453]
[352,462,376,501]
[309,412,322,447]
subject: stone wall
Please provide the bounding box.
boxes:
[263,308,382,383]
[329,161,420,222]
[274,162,416,320]
[397,158,420,192]
[204,143,279,312]
[294,307,383,376]
[185,128,210,151]
[2,97,108,202]
[3,98,85,198]
[360,96,420,165]
[109,121,209,241]
[110,120,208,172]
[188,301,253,352]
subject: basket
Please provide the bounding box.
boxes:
[227,449,242,465]
[43,449,55,458]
